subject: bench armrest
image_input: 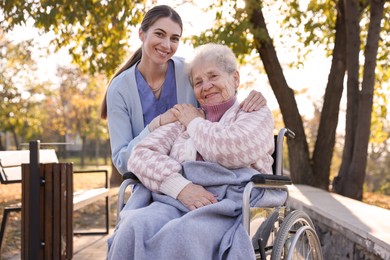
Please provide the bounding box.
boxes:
[74,169,109,189]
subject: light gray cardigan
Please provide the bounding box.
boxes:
[106,56,197,174]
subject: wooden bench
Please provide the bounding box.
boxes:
[0,149,110,254]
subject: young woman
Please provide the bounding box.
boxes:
[101,5,265,175]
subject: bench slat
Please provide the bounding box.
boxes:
[0,150,58,167]
[2,167,22,182]
[73,188,109,211]
[0,150,59,183]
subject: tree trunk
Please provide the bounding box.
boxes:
[11,128,19,149]
[312,0,347,190]
[333,0,361,194]
[95,137,100,167]
[245,0,313,185]
[340,0,385,200]
[0,133,4,150]
[81,135,86,167]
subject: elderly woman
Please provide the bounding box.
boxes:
[107,43,278,260]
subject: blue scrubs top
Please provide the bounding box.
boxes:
[135,60,178,127]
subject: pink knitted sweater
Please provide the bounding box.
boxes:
[127,99,275,199]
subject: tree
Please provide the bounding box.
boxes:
[333,0,386,199]
[45,65,109,166]
[0,0,146,76]
[189,0,387,200]
[0,32,49,148]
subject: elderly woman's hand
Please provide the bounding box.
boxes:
[172,104,205,127]
[177,183,218,211]
[149,109,178,132]
[160,109,177,125]
[240,90,267,112]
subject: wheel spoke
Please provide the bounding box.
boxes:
[270,210,323,260]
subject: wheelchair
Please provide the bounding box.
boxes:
[116,128,323,260]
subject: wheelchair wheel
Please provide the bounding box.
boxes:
[271,210,323,260]
[252,208,284,260]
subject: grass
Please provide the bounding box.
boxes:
[363,192,390,210]
[1,164,389,259]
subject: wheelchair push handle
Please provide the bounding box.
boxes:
[278,127,295,140]
[275,128,295,176]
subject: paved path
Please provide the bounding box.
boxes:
[73,230,113,260]
[2,231,112,260]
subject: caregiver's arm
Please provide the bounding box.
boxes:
[127,122,188,198]
[108,92,177,174]
[107,85,151,175]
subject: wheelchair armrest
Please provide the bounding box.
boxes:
[250,174,292,186]
[117,173,140,222]
[122,171,139,181]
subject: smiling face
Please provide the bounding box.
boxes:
[191,60,239,105]
[139,17,182,65]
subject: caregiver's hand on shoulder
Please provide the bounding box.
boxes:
[172,104,205,127]
[240,90,267,112]
[177,183,218,211]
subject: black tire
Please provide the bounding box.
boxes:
[252,208,285,260]
[271,210,323,260]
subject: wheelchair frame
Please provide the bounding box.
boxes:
[243,128,323,259]
[116,128,323,260]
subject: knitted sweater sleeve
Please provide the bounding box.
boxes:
[187,106,274,169]
[127,122,191,199]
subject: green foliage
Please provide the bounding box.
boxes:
[379,182,390,196]
[186,1,255,63]
[369,3,389,151]
[370,63,389,147]
[0,0,146,76]
[280,0,338,64]
[366,148,390,193]
[0,32,49,145]
[0,29,108,148]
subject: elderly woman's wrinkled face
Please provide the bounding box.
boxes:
[191,61,239,105]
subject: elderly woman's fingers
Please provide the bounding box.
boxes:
[193,194,218,209]
[160,109,178,125]
[240,93,258,111]
[177,183,218,211]
[194,200,203,208]
[171,104,204,127]
[245,101,259,112]
[252,100,266,111]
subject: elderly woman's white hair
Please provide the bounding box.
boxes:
[187,43,238,84]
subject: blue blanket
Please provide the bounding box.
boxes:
[107,161,287,260]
